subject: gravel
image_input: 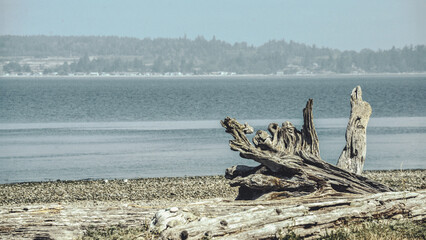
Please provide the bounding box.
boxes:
[0,175,237,205]
[0,170,424,206]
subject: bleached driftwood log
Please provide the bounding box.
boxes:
[158,190,425,240]
[337,86,372,174]
[220,94,390,200]
[152,86,424,240]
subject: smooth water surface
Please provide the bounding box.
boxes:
[0,76,425,183]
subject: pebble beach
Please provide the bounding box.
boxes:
[0,169,425,239]
[1,170,425,206]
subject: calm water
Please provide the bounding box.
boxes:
[0,75,425,183]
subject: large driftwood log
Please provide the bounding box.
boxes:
[151,86,421,240]
[221,94,391,200]
[151,86,424,240]
[158,190,425,240]
[337,86,372,174]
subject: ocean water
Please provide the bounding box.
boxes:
[0,75,425,183]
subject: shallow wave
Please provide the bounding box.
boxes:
[1,117,425,131]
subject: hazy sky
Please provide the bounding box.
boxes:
[1,0,425,51]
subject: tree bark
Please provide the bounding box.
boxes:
[337,86,372,174]
[220,97,390,200]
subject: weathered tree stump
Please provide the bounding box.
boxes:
[337,86,372,174]
[221,87,391,200]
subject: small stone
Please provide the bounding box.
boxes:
[170,207,179,213]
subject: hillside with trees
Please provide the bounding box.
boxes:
[1,35,425,75]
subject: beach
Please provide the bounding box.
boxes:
[0,170,425,239]
[1,170,425,206]
[0,175,236,206]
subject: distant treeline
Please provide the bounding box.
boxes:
[1,35,425,74]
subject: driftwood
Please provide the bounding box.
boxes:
[158,190,426,240]
[150,86,424,240]
[0,201,160,240]
[220,87,391,200]
[337,86,372,174]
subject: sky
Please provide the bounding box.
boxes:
[1,0,425,51]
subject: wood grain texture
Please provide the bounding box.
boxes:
[160,190,426,240]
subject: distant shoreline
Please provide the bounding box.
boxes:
[1,72,426,79]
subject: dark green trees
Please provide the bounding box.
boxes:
[1,35,425,74]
